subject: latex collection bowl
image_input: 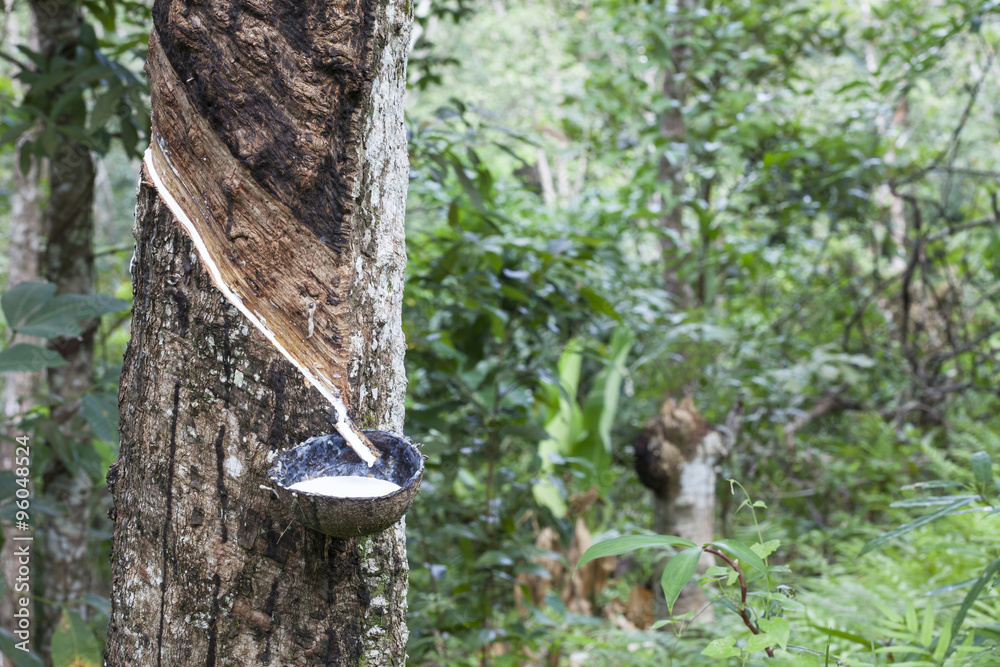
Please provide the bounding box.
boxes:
[268,429,423,538]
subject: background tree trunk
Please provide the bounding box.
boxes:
[105,1,412,664]
[638,0,722,624]
[0,140,43,667]
[26,1,99,661]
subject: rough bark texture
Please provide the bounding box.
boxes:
[27,1,99,661]
[105,0,412,664]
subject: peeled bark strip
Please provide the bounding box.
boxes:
[143,30,376,463]
[106,1,412,664]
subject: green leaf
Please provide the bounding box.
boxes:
[82,392,119,443]
[950,556,1000,641]
[751,539,781,560]
[0,628,44,667]
[661,546,703,614]
[82,593,112,617]
[920,603,934,647]
[759,616,790,650]
[0,344,67,372]
[51,610,102,667]
[576,534,698,570]
[2,281,56,328]
[0,471,16,498]
[701,636,741,659]
[970,451,992,487]
[859,497,974,556]
[709,539,769,579]
[579,285,620,322]
[746,633,772,653]
[16,293,129,337]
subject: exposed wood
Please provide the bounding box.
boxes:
[143,29,376,463]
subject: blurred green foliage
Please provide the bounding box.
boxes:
[1,0,999,665]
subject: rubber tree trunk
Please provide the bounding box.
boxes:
[26,1,98,661]
[105,1,412,664]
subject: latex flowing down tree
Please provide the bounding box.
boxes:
[105,1,413,664]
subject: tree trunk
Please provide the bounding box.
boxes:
[26,1,98,661]
[658,0,693,308]
[0,140,43,664]
[105,1,412,664]
[641,0,721,625]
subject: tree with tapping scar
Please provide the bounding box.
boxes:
[105,1,414,664]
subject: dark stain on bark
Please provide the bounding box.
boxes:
[206,573,221,666]
[267,366,287,450]
[255,577,281,663]
[262,527,290,564]
[156,382,181,667]
[153,0,378,255]
[222,312,232,408]
[212,425,229,542]
[171,289,190,337]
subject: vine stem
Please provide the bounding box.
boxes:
[704,547,775,659]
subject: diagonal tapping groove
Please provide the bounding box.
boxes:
[142,29,379,465]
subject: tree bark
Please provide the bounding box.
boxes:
[0,141,43,663]
[26,1,98,661]
[105,1,412,664]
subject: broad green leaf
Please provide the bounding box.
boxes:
[89,83,123,131]
[51,610,101,667]
[82,392,119,443]
[82,593,112,617]
[0,628,44,667]
[859,497,973,556]
[575,327,634,490]
[579,285,620,322]
[759,616,790,650]
[576,534,697,570]
[661,546,703,614]
[701,636,741,659]
[747,633,772,653]
[970,451,993,487]
[532,477,568,518]
[950,556,1000,640]
[536,338,585,479]
[709,539,769,578]
[0,344,67,372]
[16,293,129,337]
[751,539,781,560]
[1,281,56,328]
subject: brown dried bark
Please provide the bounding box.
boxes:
[105,0,412,664]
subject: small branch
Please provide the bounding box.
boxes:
[0,49,30,70]
[704,547,775,659]
[923,216,999,242]
[784,389,864,451]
